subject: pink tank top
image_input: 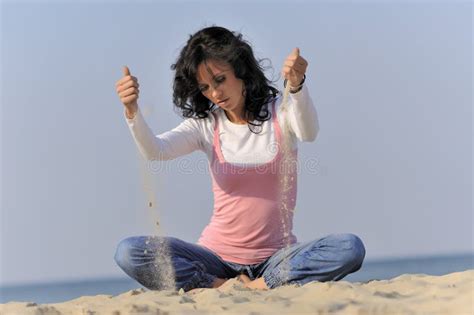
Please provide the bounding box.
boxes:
[197,100,298,264]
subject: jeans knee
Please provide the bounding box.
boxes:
[114,236,175,270]
[340,233,366,268]
[114,236,138,270]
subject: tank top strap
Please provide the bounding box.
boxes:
[212,111,225,161]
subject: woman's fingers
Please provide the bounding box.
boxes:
[116,65,140,115]
[282,66,304,84]
[281,65,307,74]
[281,48,308,86]
[115,75,138,88]
[122,94,138,105]
[282,56,307,73]
[281,65,304,76]
[119,86,140,99]
[290,47,300,59]
[115,65,137,88]
[123,65,131,76]
[116,79,139,93]
[283,57,307,68]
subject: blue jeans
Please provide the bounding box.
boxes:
[114,233,365,291]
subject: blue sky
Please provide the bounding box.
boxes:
[1,0,472,286]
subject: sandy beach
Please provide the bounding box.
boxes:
[1,269,472,315]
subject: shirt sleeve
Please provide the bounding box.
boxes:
[125,109,203,161]
[284,84,320,142]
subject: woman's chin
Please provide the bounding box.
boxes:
[217,103,232,111]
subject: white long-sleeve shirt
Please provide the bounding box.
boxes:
[126,85,319,164]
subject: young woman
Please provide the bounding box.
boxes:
[114,26,365,292]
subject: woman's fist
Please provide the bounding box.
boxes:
[115,66,140,119]
[281,48,308,89]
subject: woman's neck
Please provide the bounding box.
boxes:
[224,109,247,125]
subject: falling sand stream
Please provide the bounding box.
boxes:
[137,106,176,291]
[275,79,297,286]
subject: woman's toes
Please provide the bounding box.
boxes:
[237,274,251,284]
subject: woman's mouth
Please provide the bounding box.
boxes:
[217,98,229,105]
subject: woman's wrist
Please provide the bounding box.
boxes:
[284,74,306,94]
[125,106,138,119]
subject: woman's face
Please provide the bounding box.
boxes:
[196,59,245,114]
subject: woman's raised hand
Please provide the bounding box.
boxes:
[115,66,140,119]
[281,48,308,88]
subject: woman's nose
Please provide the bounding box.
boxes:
[211,86,223,99]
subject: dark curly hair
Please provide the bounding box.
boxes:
[171,26,279,133]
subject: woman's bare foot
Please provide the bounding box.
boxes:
[236,274,269,290]
[244,277,269,290]
[237,274,251,284]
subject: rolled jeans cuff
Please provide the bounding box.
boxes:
[263,270,282,289]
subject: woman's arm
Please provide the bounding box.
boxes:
[280,49,319,142]
[116,66,203,160]
[126,109,203,161]
[285,84,320,142]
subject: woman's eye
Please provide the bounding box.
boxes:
[198,76,225,93]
